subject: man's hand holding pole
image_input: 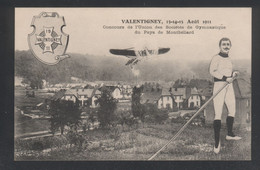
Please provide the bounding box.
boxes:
[226,71,239,83]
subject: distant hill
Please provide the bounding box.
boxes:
[15,50,251,85]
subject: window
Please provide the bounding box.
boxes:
[167,96,169,101]
[191,96,193,99]
[196,101,199,106]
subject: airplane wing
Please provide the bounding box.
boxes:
[110,47,170,57]
[109,49,137,57]
[158,48,170,55]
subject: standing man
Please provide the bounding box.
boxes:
[209,37,241,154]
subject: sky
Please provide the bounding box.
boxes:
[15,8,251,61]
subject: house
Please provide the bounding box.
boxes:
[140,88,162,105]
[140,88,176,110]
[69,88,102,107]
[205,76,251,126]
[69,88,93,106]
[122,91,132,100]
[61,89,79,103]
[171,87,191,109]
[102,86,123,100]
[47,89,79,105]
[158,88,175,110]
[199,85,213,101]
[47,87,60,93]
[120,86,133,100]
[71,76,82,82]
[54,84,63,88]
[91,89,101,108]
[188,88,201,108]
[15,76,26,87]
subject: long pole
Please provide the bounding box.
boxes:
[148,78,236,160]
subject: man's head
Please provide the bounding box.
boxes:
[219,37,232,54]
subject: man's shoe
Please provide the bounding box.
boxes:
[213,141,220,154]
[226,134,242,140]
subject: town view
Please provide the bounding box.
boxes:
[14,50,251,160]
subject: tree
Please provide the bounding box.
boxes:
[96,88,117,128]
[29,76,43,89]
[131,86,145,123]
[48,99,81,135]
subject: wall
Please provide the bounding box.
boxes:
[158,96,173,109]
[188,95,201,108]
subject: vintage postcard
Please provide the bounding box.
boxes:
[14,8,251,161]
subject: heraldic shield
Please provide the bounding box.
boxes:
[28,12,69,65]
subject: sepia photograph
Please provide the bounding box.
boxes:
[14,8,251,161]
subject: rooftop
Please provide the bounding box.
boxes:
[140,91,161,104]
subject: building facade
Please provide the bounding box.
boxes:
[188,88,201,108]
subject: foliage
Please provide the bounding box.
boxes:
[128,131,138,144]
[171,117,185,123]
[66,130,88,151]
[15,51,45,89]
[88,113,97,127]
[118,112,128,129]
[131,86,145,122]
[48,100,81,135]
[189,79,212,89]
[15,121,251,160]
[117,111,139,130]
[15,50,135,85]
[109,127,121,148]
[125,116,139,129]
[143,103,168,124]
[31,141,44,151]
[96,88,117,128]
[172,78,189,88]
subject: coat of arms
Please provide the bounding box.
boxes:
[28,12,69,65]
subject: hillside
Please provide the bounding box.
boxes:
[15,50,251,86]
